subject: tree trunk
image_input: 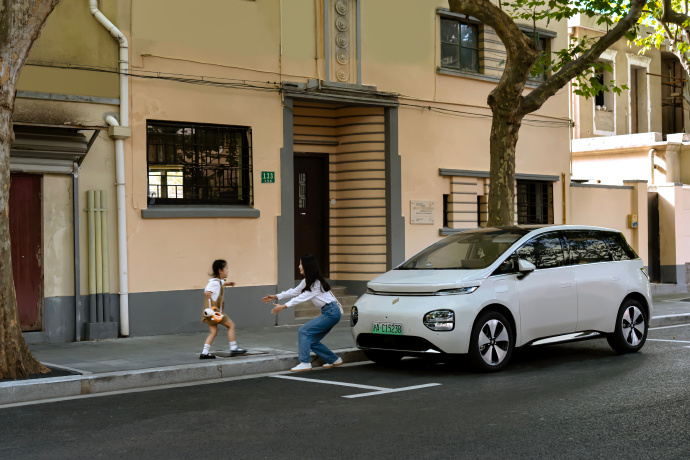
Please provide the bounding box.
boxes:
[0,0,61,380]
[488,109,522,227]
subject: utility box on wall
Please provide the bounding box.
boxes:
[628,214,638,229]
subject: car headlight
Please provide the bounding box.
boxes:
[434,286,478,296]
[641,268,650,281]
[350,306,358,327]
[423,309,455,331]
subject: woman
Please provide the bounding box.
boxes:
[262,255,342,372]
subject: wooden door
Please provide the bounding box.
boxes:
[294,154,329,279]
[9,173,43,331]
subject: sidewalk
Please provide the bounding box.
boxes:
[2,294,690,406]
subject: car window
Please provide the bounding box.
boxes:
[398,228,526,270]
[564,231,613,264]
[601,232,639,261]
[514,233,565,269]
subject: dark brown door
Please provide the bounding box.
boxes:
[294,154,329,279]
[9,173,43,331]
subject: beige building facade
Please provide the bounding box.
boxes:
[11,0,572,343]
[569,14,690,288]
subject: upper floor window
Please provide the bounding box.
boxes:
[525,31,548,82]
[440,17,479,72]
[146,121,253,206]
[517,180,553,225]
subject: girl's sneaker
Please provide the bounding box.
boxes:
[290,362,312,372]
[323,357,343,369]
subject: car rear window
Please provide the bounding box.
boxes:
[601,232,639,261]
[564,231,613,264]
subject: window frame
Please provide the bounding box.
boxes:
[145,120,254,208]
[440,16,480,73]
[516,180,554,225]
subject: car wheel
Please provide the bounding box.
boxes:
[363,349,403,366]
[469,311,514,372]
[606,299,648,354]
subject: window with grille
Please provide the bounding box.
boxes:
[146,121,253,206]
[440,17,479,72]
[517,180,553,225]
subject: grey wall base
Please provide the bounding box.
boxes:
[24,294,119,344]
[84,322,118,340]
[660,264,687,284]
[128,285,280,337]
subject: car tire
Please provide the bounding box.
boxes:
[606,299,648,354]
[468,311,514,372]
[363,349,403,366]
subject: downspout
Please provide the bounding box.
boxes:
[649,148,656,185]
[90,1,131,336]
[73,162,81,341]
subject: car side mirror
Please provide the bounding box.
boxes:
[517,259,536,275]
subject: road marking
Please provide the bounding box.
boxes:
[648,338,690,343]
[343,383,442,399]
[270,375,387,391]
[649,323,690,330]
[269,375,441,398]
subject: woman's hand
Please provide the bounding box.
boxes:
[262,294,278,304]
[271,304,287,315]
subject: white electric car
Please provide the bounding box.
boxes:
[350,225,652,372]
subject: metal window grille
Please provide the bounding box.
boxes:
[517,180,553,225]
[440,18,479,72]
[146,121,253,206]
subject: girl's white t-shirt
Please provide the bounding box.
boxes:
[205,278,228,302]
[277,280,337,308]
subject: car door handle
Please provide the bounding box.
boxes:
[560,282,571,288]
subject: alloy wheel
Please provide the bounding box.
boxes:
[621,305,645,347]
[477,319,510,366]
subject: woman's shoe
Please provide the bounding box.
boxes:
[323,357,343,369]
[290,362,313,372]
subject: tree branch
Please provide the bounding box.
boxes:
[521,0,648,115]
[449,0,540,112]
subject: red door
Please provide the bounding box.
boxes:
[9,174,43,331]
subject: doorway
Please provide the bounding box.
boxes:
[647,191,660,282]
[294,154,329,279]
[9,173,44,331]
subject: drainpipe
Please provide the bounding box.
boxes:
[90,1,132,336]
[649,148,656,185]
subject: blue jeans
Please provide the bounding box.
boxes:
[298,301,341,364]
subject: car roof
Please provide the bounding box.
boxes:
[462,224,622,235]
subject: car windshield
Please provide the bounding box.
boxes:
[397,227,529,270]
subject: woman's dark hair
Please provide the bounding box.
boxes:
[300,255,330,293]
[210,259,227,278]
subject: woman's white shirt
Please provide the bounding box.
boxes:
[205,278,228,302]
[277,280,336,308]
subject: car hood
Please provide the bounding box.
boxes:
[367,269,487,293]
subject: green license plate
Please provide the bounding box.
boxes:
[372,322,402,335]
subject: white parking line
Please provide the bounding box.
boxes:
[342,383,442,399]
[649,323,690,330]
[270,375,386,391]
[269,375,441,398]
[647,339,690,343]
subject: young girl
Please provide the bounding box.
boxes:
[200,259,247,359]
[261,255,342,372]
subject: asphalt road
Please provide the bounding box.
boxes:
[2,324,689,460]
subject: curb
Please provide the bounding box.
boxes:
[0,348,367,406]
